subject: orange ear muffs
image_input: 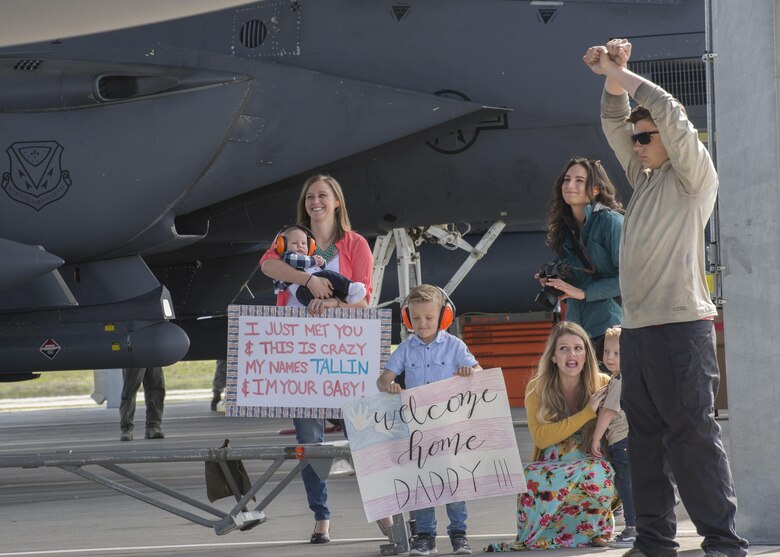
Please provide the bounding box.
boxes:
[305,233,316,256]
[401,305,413,331]
[438,303,455,331]
[273,226,316,256]
[400,287,456,332]
[273,234,288,255]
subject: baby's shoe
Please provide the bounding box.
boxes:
[346,282,367,304]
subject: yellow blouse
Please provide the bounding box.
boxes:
[524,374,610,461]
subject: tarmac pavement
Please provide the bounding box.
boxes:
[0,394,776,556]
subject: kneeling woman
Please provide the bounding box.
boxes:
[489,321,616,551]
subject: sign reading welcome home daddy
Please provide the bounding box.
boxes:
[226,305,391,419]
[343,368,525,522]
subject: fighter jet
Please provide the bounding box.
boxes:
[0,0,708,377]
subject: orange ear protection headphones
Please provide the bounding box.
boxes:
[401,286,456,332]
[273,225,316,256]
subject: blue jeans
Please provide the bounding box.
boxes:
[294,418,329,520]
[609,437,636,527]
[415,501,467,537]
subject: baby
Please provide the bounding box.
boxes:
[271,226,366,307]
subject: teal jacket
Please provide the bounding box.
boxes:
[560,203,623,339]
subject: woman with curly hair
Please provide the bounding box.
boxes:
[487,322,616,551]
[536,158,624,354]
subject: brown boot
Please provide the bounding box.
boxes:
[144,425,165,439]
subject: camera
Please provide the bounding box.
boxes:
[534,260,573,311]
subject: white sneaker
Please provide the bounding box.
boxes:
[346,282,367,304]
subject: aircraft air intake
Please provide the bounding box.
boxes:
[95,75,182,102]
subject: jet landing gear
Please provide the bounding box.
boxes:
[379,512,417,555]
[370,221,506,327]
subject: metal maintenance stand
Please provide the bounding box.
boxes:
[371,221,506,325]
[0,443,351,536]
[380,512,416,555]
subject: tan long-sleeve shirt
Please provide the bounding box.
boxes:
[601,82,717,328]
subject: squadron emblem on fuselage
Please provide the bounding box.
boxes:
[2,141,72,210]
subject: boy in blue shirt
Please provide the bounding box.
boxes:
[377,284,482,556]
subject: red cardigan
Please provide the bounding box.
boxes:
[259,230,373,306]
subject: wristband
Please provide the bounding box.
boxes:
[305,275,312,287]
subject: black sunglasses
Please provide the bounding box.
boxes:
[630,131,659,145]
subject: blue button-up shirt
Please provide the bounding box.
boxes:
[384,331,478,389]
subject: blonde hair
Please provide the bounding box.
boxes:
[604,325,622,339]
[527,321,602,451]
[406,284,445,308]
[296,174,352,242]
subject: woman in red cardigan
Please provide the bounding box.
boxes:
[259,174,373,544]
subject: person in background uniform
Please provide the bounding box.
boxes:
[119,366,165,441]
[211,359,226,412]
[584,38,748,557]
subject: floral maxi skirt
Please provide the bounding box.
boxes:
[488,441,616,551]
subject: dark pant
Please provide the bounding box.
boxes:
[621,321,748,557]
[119,367,165,432]
[295,270,353,306]
[212,359,227,392]
[609,437,636,527]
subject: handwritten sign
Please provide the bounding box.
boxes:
[343,368,526,522]
[225,305,391,419]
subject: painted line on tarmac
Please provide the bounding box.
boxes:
[0,390,210,412]
[0,532,702,556]
[0,538,390,556]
